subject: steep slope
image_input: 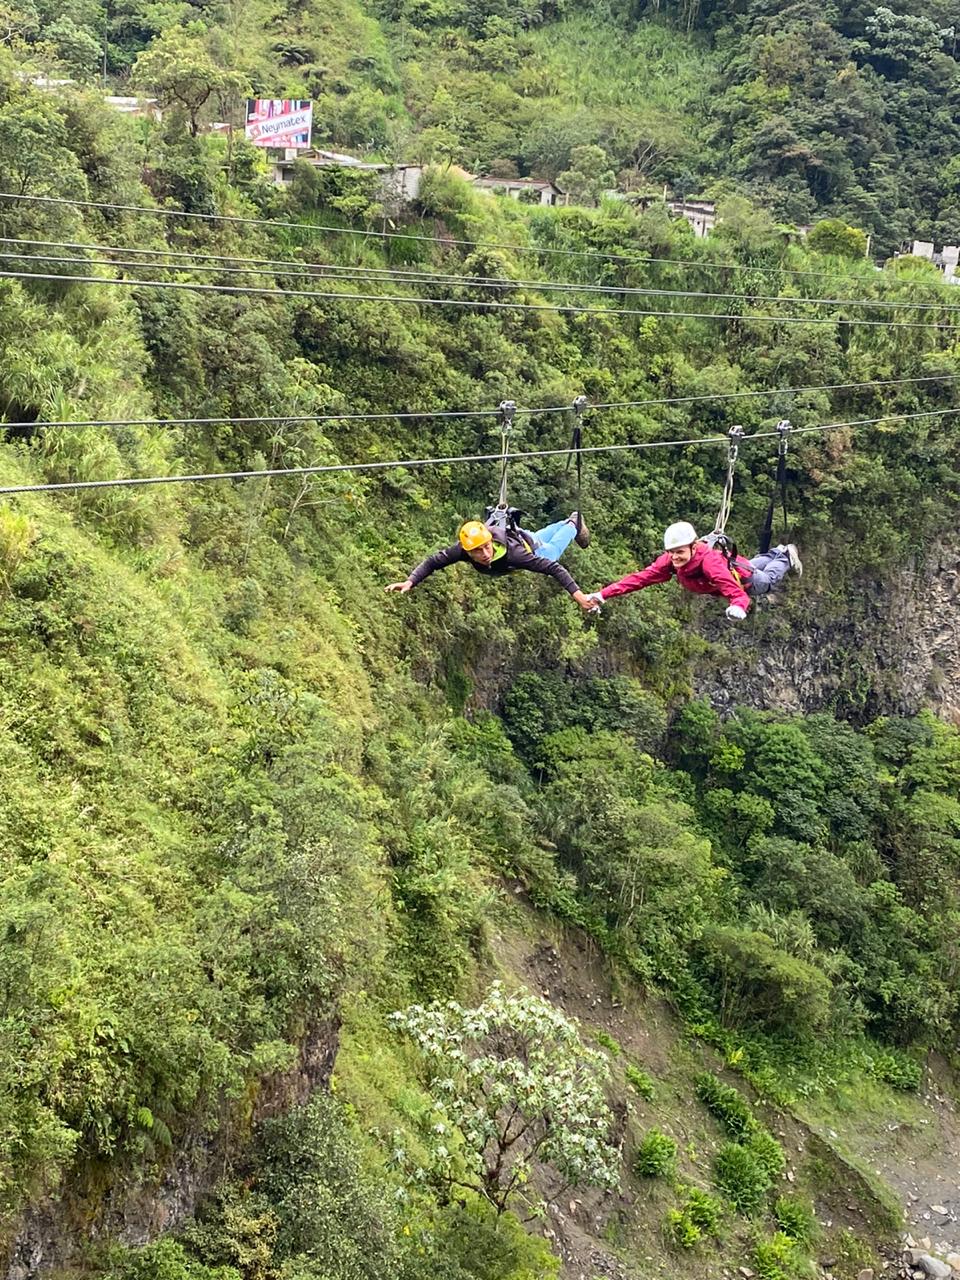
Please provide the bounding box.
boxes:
[0,69,958,1280]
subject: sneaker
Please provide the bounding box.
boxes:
[785,543,803,576]
[569,512,591,548]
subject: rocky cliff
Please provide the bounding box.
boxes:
[694,543,960,723]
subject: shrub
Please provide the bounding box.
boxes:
[744,1126,786,1181]
[695,1073,756,1139]
[101,1239,240,1280]
[635,1130,678,1178]
[713,1142,771,1214]
[0,508,34,593]
[773,1195,818,1246]
[683,1187,725,1236]
[256,1094,401,1274]
[411,1203,562,1280]
[663,1207,701,1249]
[625,1063,656,1100]
[753,1230,801,1280]
[594,1030,622,1056]
[870,1050,922,1092]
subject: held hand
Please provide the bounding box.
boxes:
[385,579,414,594]
[573,590,602,614]
[725,604,747,621]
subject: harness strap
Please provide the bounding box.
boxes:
[713,424,744,539]
[707,425,746,580]
[487,400,518,534]
[567,395,588,538]
[496,399,516,510]
[758,419,792,554]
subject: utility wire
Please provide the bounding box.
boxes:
[4,266,959,329]
[7,245,960,316]
[0,189,695,265]
[3,374,955,434]
[5,235,955,314]
[0,189,914,286]
[1,406,956,497]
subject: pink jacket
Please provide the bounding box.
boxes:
[600,542,753,612]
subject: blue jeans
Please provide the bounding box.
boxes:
[748,546,791,596]
[529,518,578,562]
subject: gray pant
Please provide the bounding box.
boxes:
[748,546,792,596]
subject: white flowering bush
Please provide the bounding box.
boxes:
[389,982,619,1215]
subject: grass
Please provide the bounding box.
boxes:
[522,14,718,114]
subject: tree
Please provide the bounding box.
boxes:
[39,15,101,78]
[864,6,946,76]
[557,144,615,206]
[806,218,868,259]
[520,115,593,181]
[133,27,245,136]
[389,983,618,1215]
[0,88,86,202]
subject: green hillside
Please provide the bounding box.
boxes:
[14,0,960,245]
[0,16,958,1280]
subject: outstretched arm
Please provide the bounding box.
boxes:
[600,553,674,600]
[386,542,464,593]
[502,547,594,611]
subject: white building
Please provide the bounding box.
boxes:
[666,198,717,238]
[104,95,162,122]
[472,176,565,206]
[908,239,960,282]
[268,149,425,208]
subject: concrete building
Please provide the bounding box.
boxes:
[269,148,387,185]
[268,148,425,210]
[666,197,717,238]
[380,164,425,206]
[907,239,960,282]
[472,176,565,206]
[631,192,718,237]
[104,95,162,122]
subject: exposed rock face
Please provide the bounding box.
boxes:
[4,1020,339,1280]
[693,545,960,723]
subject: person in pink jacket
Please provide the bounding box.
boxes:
[592,522,802,620]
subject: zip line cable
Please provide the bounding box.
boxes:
[1,406,956,497]
[2,374,955,434]
[0,190,924,287]
[4,266,959,329]
[8,245,960,317]
[589,373,960,410]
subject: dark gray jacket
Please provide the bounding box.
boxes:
[409,525,579,594]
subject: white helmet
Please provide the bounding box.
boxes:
[664,521,698,551]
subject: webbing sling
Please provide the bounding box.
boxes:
[710,425,745,575]
[758,419,792,554]
[566,395,588,538]
[486,400,519,533]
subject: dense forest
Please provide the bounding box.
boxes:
[0,2,959,1279]
[9,0,960,249]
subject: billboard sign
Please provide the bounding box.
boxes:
[244,99,312,149]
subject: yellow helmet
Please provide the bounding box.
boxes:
[458,520,493,551]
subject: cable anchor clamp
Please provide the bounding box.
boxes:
[775,418,792,457]
[498,400,517,434]
[727,423,745,464]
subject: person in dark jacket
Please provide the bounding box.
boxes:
[386,513,599,611]
[590,521,801,620]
